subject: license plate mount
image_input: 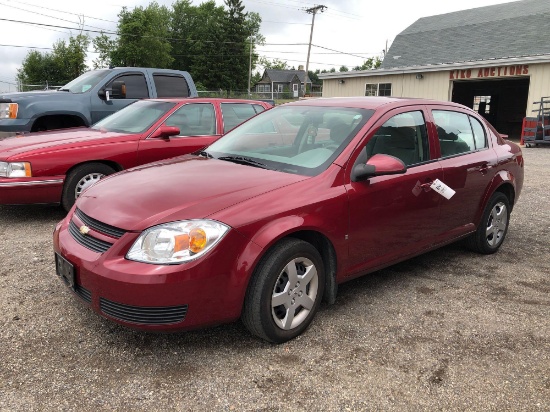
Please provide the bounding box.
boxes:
[55,253,75,290]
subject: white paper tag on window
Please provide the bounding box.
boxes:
[430,179,456,200]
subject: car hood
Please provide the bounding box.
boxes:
[77,155,307,232]
[0,90,61,100]
[0,128,133,159]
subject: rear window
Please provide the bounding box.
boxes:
[154,75,189,98]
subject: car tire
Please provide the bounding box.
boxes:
[62,163,116,212]
[466,192,510,254]
[242,238,325,343]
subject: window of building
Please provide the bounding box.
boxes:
[365,83,392,97]
[277,84,284,93]
[365,84,377,96]
[473,95,491,114]
[378,83,392,96]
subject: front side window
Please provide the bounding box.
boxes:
[433,110,476,157]
[92,100,175,133]
[366,111,429,166]
[106,74,149,99]
[164,103,216,136]
[207,105,374,176]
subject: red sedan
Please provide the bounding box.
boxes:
[0,98,271,210]
[53,97,524,343]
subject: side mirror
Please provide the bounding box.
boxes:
[98,80,126,102]
[111,80,126,99]
[352,153,407,182]
[151,125,180,139]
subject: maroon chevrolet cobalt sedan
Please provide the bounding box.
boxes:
[53,97,524,343]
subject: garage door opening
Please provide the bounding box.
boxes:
[451,78,529,139]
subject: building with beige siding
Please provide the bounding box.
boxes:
[319,0,550,138]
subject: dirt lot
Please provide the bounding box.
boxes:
[1,148,549,411]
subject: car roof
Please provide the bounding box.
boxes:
[148,98,271,104]
[284,96,468,111]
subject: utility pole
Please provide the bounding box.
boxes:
[304,5,326,95]
[248,35,253,96]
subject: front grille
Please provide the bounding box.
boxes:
[100,298,188,325]
[69,221,113,253]
[75,208,126,239]
[74,284,92,303]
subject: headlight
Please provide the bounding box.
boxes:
[0,161,32,177]
[0,103,18,119]
[126,220,230,264]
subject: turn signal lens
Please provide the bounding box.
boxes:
[189,228,207,253]
[0,103,18,119]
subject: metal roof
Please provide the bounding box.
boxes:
[382,0,550,69]
[259,70,311,84]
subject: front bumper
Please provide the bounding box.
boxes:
[53,211,261,332]
[0,176,64,205]
[0,118,33,133]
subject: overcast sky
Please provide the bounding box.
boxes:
[0,0,518,92]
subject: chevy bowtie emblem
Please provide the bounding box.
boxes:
[79,225,90,235]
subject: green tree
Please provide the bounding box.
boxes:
[352,56,382,71]
[339,65,349,72]
[92,33,116,69]
[259,57,289,70]
[17,34,90,89]
[222,0,249,90]
[111,2,173,68]
[186,1,228,90]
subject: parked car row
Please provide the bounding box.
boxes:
[0,98,271,211]
[42,97,523,343]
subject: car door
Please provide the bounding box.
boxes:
[345,107,444,275]
[136,102,220,165]
[427,107,496,236]
[90,73,150,124]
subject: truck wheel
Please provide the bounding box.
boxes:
[62,163,115,211]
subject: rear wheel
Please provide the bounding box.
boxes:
[466,192,510,254]
[242,238,325,343]
[62,163,115,211]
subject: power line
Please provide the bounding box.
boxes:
[15,0,119,24]
[0,1,112,33]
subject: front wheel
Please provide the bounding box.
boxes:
[242,238,325,343]
[466,192,510,254]
[62,163,116,212]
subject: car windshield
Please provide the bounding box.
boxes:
[207,105,374,176]
[59,70,111,94]
[91,100,176,134]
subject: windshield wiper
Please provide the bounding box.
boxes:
[57,88,70,92]
[217,156,269,169]
[198,150,213,158]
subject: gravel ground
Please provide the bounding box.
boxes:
[1,147,549,411]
